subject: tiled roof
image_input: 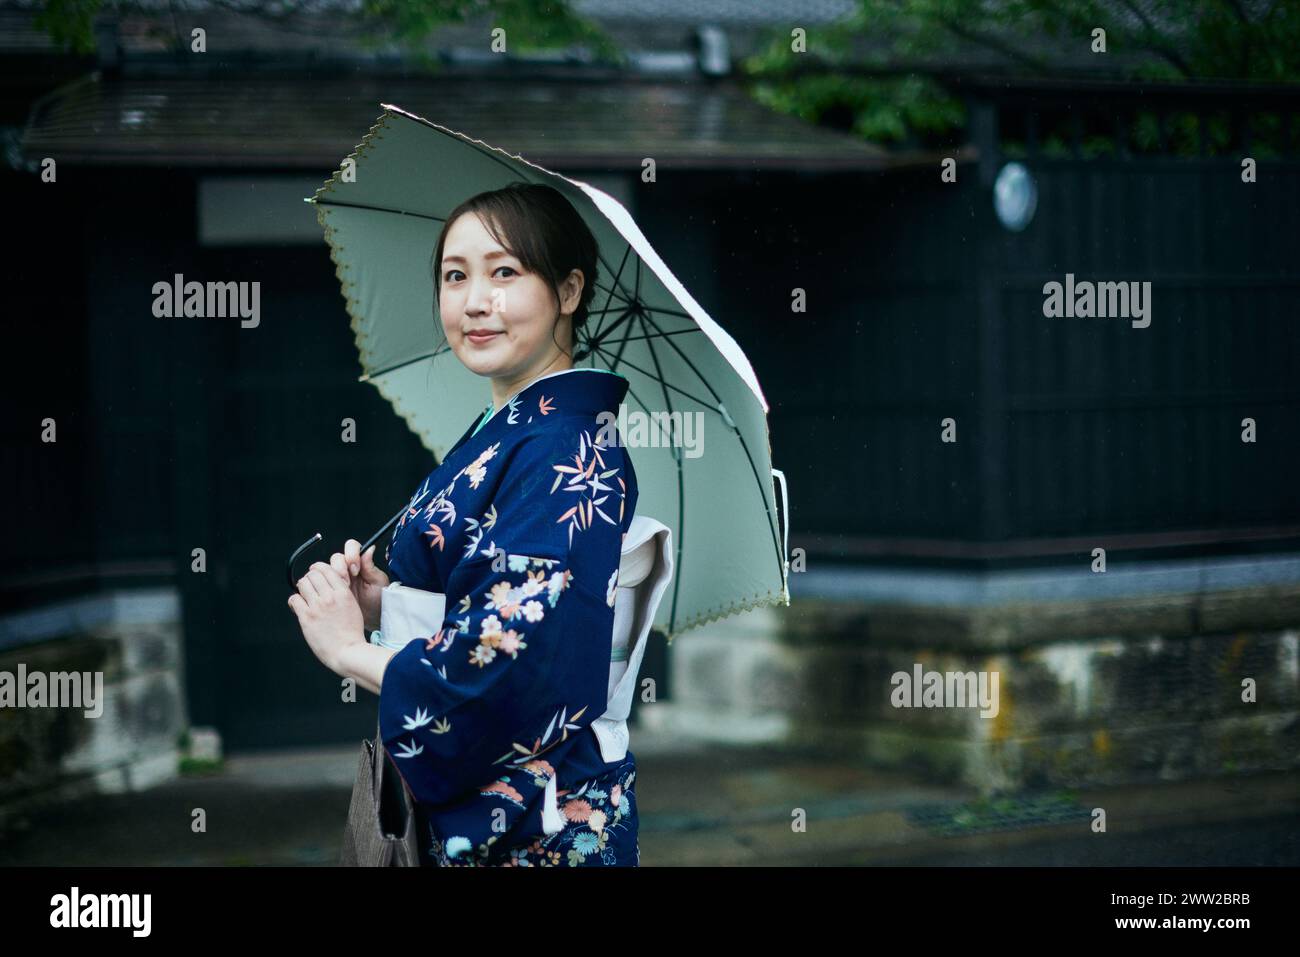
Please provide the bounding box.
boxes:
[0,2,848,61]
[18,71,895,170]
[0,0,1185,71]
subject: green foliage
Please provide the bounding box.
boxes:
[750,72,967,147]
[35,0,623,64]
[34,0,103,55]
[360,0,624,64]
[921,789,1086,836]
[742,0,1300,150]
[179,755,224,775]
[32,0,1300,156]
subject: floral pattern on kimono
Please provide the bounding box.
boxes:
[425,750,640,867]
[379,369,640,867]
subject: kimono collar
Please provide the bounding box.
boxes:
[487,367,629,424]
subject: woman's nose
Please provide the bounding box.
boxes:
[463,276,495,316]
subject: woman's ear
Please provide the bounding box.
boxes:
[559,268,584,317]
[556,269,584,353]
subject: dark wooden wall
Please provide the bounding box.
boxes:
[4,145,1297,749]
[668,158,1300,566]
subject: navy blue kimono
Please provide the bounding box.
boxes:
[380,368,641,866]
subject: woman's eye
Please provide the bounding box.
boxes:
[443,267,515,281]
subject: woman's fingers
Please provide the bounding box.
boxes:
[360,544,384,582]
[308,562,346,594]
[296,571,321,602]
[329,551,350,582]
[344,539,362,576]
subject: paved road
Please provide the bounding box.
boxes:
[1,743,1296,867]
[888,814,1300,867]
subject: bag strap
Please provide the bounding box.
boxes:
[372,721,418,838]
[369,722,383,791]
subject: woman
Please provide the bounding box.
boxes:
[289,182,641,866]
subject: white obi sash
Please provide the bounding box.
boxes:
[375,515,674,838]
[541,515,673,834]
[373,583,446,651]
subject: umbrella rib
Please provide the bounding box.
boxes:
[594,328,703,348]
[589,243,636,344]
[591,242,641,332]
[635,311,684,634]
[314,199,447,222]
[638,310,787,594]
[586,344,720,412]
[587,271,638,317]
[584,307,637,355]
[636,309,727,405]
[628,305,697,322]
[360,343,454,382]
[585,287,633,329]
[573,230,643,342]
[615,377,658,426]
[574,280,636,355]
[604,311,634,374]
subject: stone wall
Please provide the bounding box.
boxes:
[640,556,1300,794]
[0,588,188,826]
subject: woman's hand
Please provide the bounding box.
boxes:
[328,539,390,633]
[288,561,367,676]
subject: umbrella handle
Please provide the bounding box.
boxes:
[285,503,409,589]
[286,532,322,589]
[771,467,790,601]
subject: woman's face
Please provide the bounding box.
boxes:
[438,212,580,382]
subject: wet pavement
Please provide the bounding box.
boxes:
[1,729,1297,866]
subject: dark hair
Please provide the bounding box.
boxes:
[430,182,600,358]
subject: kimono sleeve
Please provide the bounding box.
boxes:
[377,425,627,808]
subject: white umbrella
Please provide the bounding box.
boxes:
[301,103,790,640]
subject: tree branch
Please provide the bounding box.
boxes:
[1114,0,1194,77]
[934,15,1051,75]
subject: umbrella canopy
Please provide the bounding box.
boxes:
[307,103,789,640]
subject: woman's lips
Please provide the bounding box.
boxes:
[465,330,502,345]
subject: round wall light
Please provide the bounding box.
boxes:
[993,161,1037,232]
